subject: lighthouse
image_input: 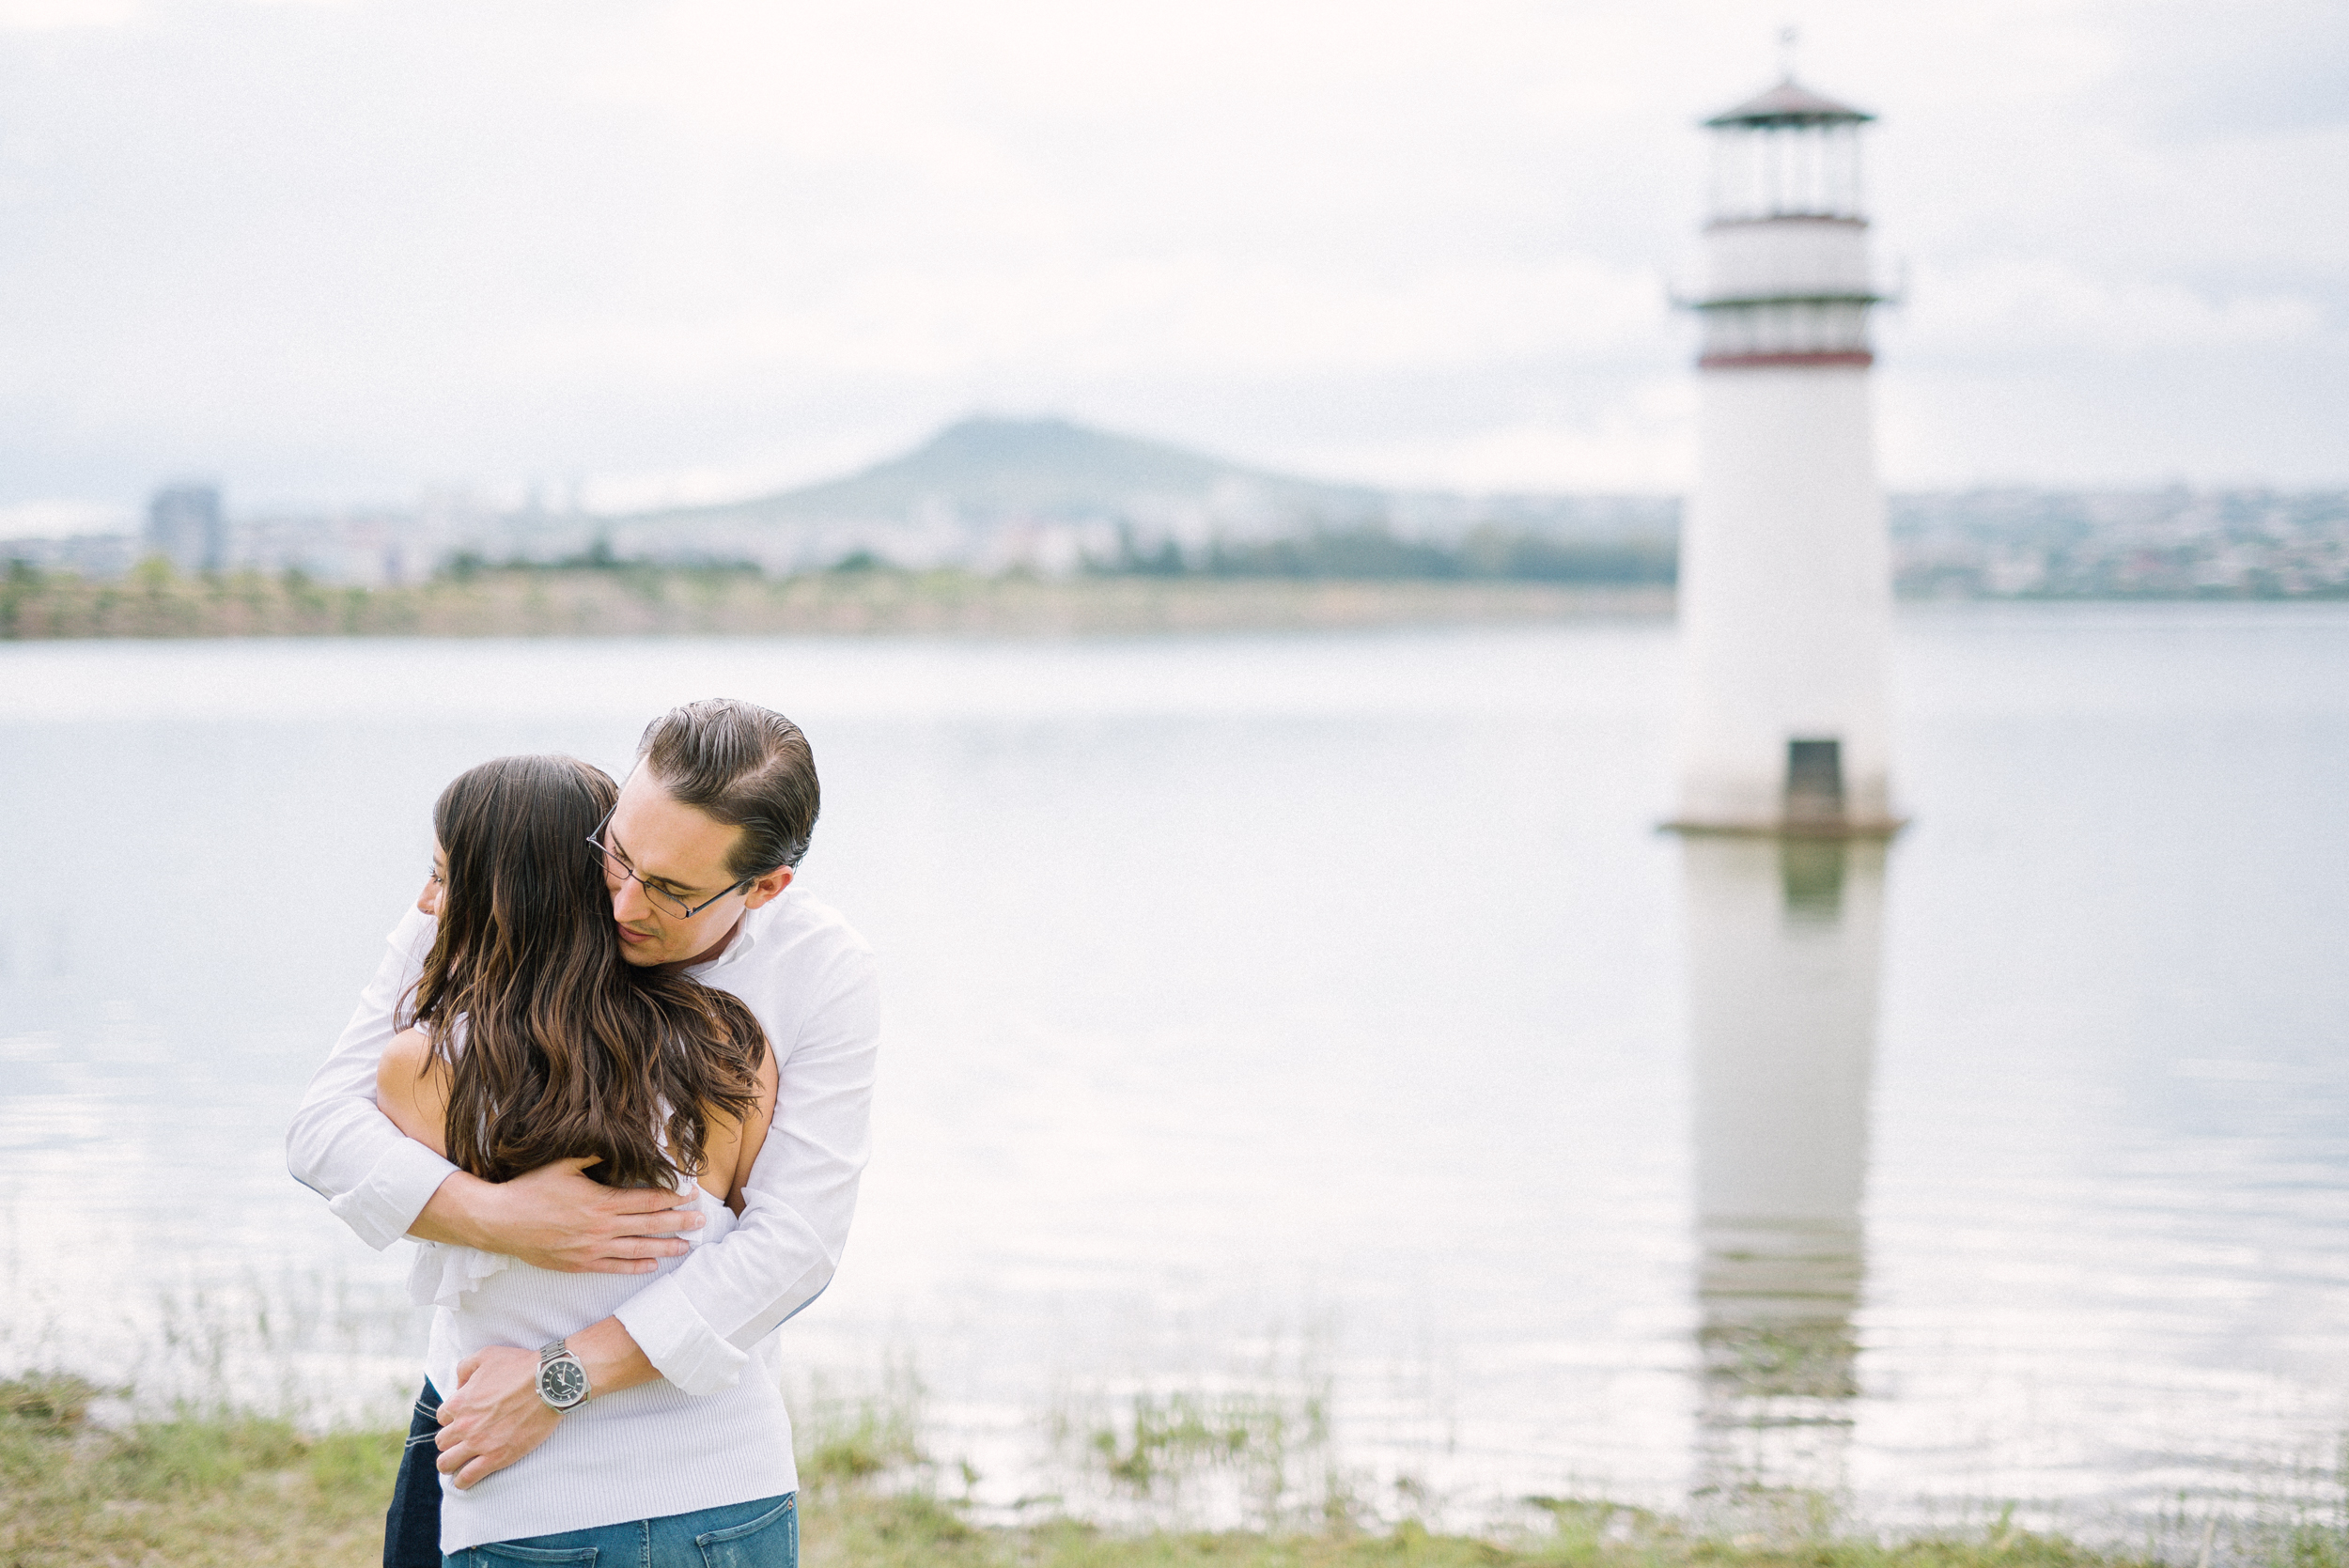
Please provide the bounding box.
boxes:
[1672,73,1899,834]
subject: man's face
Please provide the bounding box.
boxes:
[600,768,795,968]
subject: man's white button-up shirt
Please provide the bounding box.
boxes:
[285,885,879,1396]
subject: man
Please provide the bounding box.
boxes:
[285,698,879,1567]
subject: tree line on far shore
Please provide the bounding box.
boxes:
[1089,522,1679,584]
[463,521,1684,584]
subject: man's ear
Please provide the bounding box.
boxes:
[739,865,796,911]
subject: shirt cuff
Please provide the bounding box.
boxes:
[613,1276,749,1396]
[325,1136,460,1252]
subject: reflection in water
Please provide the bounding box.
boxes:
[1682,836,1886,1527]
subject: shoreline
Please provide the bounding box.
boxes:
[7,566,2342,644]
[0,567,1672,640]
[0,1376,2222,1568]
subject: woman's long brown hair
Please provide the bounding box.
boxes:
[403,754,768,1189]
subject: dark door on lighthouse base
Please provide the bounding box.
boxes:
[1785,738,1845,825]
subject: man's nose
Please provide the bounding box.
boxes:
[610,875,653,923]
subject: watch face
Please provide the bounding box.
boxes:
[539,1358,588,1407]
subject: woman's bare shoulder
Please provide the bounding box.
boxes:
[380,1025,434,1076]
[722,1047,781,1213]
[377,1026,450,1157]
[694,1048,779,1212]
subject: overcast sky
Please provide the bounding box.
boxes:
[0,0,2341,523]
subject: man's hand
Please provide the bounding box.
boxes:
[435,1347,560,1490]
[431,1317,661,1490]
[411,1157,705,1273]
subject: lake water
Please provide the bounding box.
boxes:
[3,605,2346,1548]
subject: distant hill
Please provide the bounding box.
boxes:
[620,415,1383,527]
[592,414,1675,573]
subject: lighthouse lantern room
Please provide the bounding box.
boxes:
[1672,74,1900,835]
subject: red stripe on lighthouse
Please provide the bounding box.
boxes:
[1699,350,1875,370]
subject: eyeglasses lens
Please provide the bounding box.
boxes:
[591,834,695,920]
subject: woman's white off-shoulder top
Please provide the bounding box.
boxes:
[410,1174,797,1552]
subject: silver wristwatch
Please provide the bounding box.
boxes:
[536,1338,591,1412]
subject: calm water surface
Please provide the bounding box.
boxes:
[2,604,2345,1544]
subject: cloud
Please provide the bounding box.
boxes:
[2107,0,2349,139]
[0,0,133,26]
[0,0,350,28]
[0,0,2343,507]
[1899,259,2333,357]
[491,254,1667,387]
[1296,380,1697,493]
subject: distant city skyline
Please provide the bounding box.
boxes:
[5,414,2343,599]
[0,0,2341,527]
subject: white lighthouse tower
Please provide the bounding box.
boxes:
[1672,72,1899,834]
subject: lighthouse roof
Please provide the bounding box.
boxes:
[1704,78,1875,128]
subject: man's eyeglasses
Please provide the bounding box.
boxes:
[586,817,751,922]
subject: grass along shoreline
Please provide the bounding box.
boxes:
[0,560,1669,640]
[4,1374,2327,1568]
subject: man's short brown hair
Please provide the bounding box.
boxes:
[636,699,820,878]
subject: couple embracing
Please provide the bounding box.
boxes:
[286,698,879,1567]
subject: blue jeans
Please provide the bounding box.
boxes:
[384,1381,445,1568]
[440,1492,797,1568]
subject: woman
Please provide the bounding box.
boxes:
[378,754,796,1566]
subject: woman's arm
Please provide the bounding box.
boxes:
[287,908,457,1246]
[376,1027,452,1160]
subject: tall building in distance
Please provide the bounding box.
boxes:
[1672,73,1899,834]
[146,484,225,575]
